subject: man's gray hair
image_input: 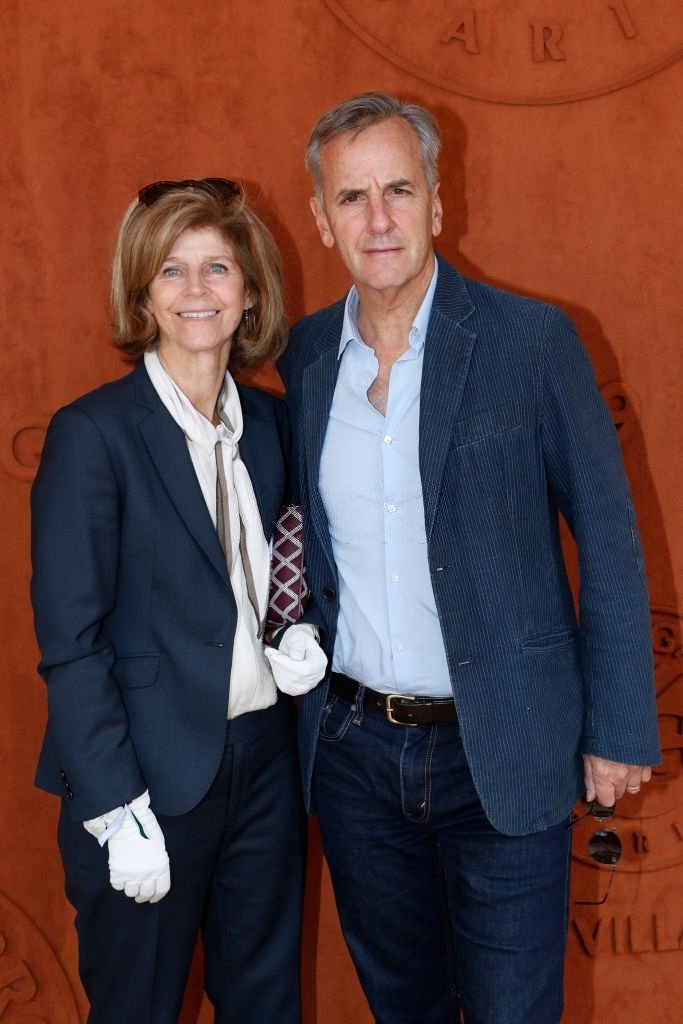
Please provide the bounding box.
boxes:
[305,92,441,203]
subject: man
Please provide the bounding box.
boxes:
[278,92,660,1023]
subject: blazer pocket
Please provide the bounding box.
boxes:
[452,401,521,447]
[520,628,577,653]
[113,653,160,689]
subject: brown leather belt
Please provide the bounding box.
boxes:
[330,672,458,727]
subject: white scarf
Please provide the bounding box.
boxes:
[143,350,270,629]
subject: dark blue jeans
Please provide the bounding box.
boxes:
[313,689,571,1024]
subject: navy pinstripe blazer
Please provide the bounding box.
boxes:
[279,254,660,835]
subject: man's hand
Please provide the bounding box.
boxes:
[583,755,653,806]
[264,623,327,696]
[84,790,171,903]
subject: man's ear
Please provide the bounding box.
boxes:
[431,182,443,239]
[310,197,335,249]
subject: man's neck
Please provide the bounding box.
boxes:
[354,256,435,358]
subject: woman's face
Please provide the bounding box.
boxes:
[146,225,250,364]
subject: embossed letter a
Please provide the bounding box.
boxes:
[441,9,479,55]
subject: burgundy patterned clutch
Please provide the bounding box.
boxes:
[267,505,310,628]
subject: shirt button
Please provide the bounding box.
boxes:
[391,574,399,582]
[387,504,396,513]
[383,435,392,444]
[396,642,405,652]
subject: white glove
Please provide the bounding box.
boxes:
[264,623,327,696]
[83,790,171,903]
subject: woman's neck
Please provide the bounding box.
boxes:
[156,348,229,424]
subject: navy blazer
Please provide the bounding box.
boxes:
[279,255,660,835]
[31,361,289,821]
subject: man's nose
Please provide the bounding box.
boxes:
[366,194,394,234]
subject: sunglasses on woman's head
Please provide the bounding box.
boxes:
[138,178,241,207]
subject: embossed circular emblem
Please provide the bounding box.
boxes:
[322,1,683,105]
[599,381,640,444]
[0,416,49,482]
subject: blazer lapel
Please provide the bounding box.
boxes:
[420,257,476,540]
[302,309,344,572]
[297,261,475,556]
[235,389,282,538]
[134,365,228,583]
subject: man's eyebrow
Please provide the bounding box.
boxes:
[335,178,414,202]
[336,186,364,202]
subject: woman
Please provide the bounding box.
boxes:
[30,178,325,1023]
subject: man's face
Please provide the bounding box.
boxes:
[310,117,442,299]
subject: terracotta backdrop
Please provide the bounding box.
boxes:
[1,1,681,1020]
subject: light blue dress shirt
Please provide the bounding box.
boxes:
[319,261,452,696]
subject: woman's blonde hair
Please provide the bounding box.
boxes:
[111,183,287,374]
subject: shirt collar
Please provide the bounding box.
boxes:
[338,256,439,359]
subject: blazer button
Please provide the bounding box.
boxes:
[322,586,337,601]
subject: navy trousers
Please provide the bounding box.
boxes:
[58,698,305,1023]
[313,688,572,1024]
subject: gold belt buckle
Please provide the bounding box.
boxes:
[385,693,418,726]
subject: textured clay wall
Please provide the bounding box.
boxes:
[1,1,682,1020]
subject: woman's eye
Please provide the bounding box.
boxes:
[207,263,228,274]
[161,266,182,278]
